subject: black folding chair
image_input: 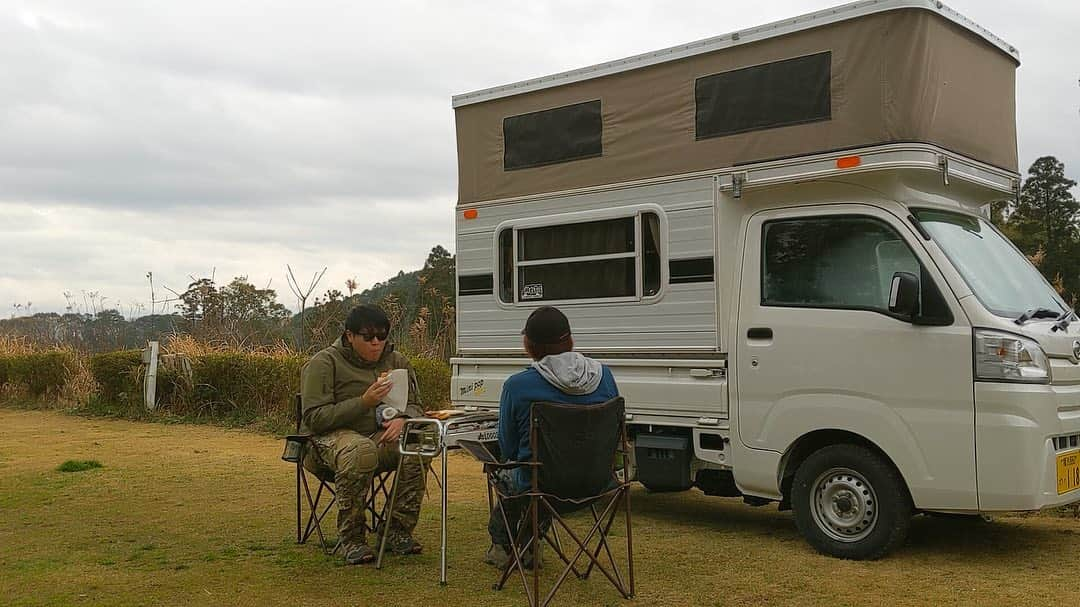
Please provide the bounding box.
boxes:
[481,396,635,607]
[282,393,394,555]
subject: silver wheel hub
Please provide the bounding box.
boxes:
[810,467,878,543]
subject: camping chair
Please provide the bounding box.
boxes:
[482,396,635,607]
[282,393,394,555]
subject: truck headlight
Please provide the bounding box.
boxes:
[974,329,1050,383]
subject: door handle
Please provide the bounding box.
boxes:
[747,327,773,339]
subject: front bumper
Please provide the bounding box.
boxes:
[975,381,1080,510]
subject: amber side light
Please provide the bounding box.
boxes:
[836,156,861,169]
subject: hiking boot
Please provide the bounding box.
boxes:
[342,542,376,565]
[483,543,511,569]
[383,530,423,555]
[483,543,543,570]
[522,544,543,571]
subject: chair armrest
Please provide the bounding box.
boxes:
[282,435,311,463]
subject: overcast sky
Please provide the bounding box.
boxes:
[1,0,1077,316]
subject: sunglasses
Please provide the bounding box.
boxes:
[353,330,389,342]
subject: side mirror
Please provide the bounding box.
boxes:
[888,271,919,321]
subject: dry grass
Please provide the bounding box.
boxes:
[0,337,95,405]
[3,408,1080,607]
[162,333,294,357]
[0,335,36,355]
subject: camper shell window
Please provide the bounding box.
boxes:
[498,211,662,304]
[503,100,603,170]
[695,51,832,139]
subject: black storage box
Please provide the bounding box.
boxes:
[634,433,692,492]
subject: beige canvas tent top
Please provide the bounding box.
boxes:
[453,0,1019,205]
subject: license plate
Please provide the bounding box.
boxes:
[1057,449,1080,495]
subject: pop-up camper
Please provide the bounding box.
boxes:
[450,0,1078,559]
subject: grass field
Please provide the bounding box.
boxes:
[2,408,1079,607]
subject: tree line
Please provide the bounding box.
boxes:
[1,246,456,360]
[991,156,1080,303]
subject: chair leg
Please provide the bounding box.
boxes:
[494,493,537,606]
[624,483,635,598]
[540,495,630,605]
[531,493,540,607]
[295,462,302,544]
[425,459,443,494]
[376,458,406,569]
[581,500,624,588]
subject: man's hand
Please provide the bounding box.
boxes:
[361,374,393,409]
[379,417,406,445]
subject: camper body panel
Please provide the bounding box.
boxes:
[457,176,719,354]
[452,356,729,423]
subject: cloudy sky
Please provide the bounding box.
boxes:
[1,0,1077,316]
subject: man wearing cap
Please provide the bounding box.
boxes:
[483,305,619,569]
[301,304,428,565]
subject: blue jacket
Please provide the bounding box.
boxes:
[497,362,619,490]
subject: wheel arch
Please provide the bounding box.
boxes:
[778,429,911,508]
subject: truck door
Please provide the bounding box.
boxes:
[734,205,977,509]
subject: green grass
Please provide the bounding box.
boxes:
[4,407,1080,606]
[56,459,103,473]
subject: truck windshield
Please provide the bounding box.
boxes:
[913,208,1065,319]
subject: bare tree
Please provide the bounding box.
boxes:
[286,264,327,353]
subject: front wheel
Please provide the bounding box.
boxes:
[791,444,912,560]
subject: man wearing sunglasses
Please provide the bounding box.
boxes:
[300,304,428,565]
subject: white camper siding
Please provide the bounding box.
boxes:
[452,357,729,420]
[456,177,719,354]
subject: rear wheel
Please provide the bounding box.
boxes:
[791,444,911,560]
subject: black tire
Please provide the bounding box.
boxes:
[791,444,912,560]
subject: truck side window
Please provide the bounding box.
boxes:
[762,216,921,314]
[498,211,662,303]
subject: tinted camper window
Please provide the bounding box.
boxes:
[499,212,662,303]
[503,100,603,170]
[695,52,831,139]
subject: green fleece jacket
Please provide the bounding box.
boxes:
[300,336,424,436]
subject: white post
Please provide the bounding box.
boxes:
[144,341,159,411]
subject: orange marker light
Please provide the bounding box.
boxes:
[463,209,478,220]
[836,156,861,169]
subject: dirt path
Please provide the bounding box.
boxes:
[2,408,1079,606]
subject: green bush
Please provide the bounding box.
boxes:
[89,350,144,404]
[188,353,305,423]
[0,356,9,386]
[409,356,450,411]
[2,351,74,396]
[57,459,104,473]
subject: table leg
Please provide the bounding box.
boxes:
[439,442,448,585]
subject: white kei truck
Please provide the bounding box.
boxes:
[448,0,1080,559]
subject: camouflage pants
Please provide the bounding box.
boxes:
[307,428,426,546]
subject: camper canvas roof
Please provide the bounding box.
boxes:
[452,0,1019,205]
[452,0,1018,108]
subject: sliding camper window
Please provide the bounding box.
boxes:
[762,216,920,313]
[695,51,831,139]
[503,100,603,170]
[498,212,661,303]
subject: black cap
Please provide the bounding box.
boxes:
[522,306,571,345]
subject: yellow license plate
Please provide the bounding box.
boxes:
[1057,450,1080,495]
